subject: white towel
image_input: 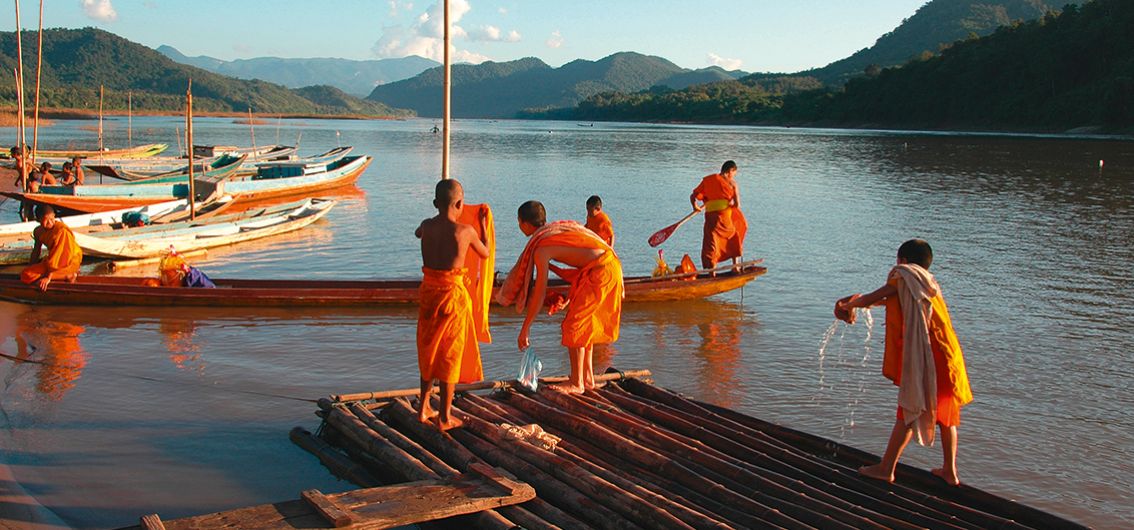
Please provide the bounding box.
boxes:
[891,263,941,447]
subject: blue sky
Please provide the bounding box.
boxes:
[2,0,927,72]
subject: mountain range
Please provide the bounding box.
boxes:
[156,46,439,98]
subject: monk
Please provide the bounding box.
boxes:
[415,179,490,431]
[71,157,86,186]
[584,195,615,247]
[835,239,973,486]
[498,200,623,394]
[22,205,83,292]
[690,160,748,272]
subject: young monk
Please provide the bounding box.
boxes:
[835,239,973,486]
[690,160,748,272]
[70,157,85,185]
[39,163,58,186]
[497,200,623,393]
[415,179,490,431]
[584,195,615,247]
[22,205,83,292]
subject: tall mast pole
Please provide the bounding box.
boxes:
[30,0,42,170]
[127,90,133,146]
[98,85,104,156]
[441,0,450,180]
[13,0,26,161]
[187,79,195,220]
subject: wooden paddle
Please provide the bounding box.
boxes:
[648,209,700,247]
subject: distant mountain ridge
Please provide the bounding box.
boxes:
[366,52,747,118]
[0,28,408,117]
[157,45,439,97]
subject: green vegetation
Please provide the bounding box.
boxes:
[0,28,411,117]
[534,0,1133,133]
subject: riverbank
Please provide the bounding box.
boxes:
[0,107,407,125]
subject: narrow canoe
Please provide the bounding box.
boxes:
[0,262,766,307]
[2,143,168,160]
[86,145,306,181]
[0,199,190,238]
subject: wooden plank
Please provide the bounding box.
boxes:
[468,463,525,495]
[300,489,355,528]
[139,514,166,530]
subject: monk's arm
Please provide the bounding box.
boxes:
[414,220,424,239]
[28,230,43,264]
[690,190,704,211]
[467,210,490,259]
[733,185,741,209]
[518,249,551,350]
[844,283,897,309]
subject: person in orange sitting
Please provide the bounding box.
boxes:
[690,160,747,272]
[584,195,614,247]
[21,205,83,292]
[835,239,973,486]
[415,179,490,431]
[498,200,623,394]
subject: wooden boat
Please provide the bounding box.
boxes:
[0,198,332,265]
[0,199,190,238]
[0,261,764,307]
[290,373,1087,530]
[1,143,168,160]
[3,154,370,214]
[64,154,247,186]
[87,145,300,181]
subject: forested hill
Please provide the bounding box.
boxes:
[157,45,439,98]
[0,28,410,117]
[542,0,1131,133]
[366,52,744,118]
[790,0,1088,85]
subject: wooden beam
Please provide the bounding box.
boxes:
[300,489,355,528]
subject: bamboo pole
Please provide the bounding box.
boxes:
[13,0,26,158]
[247,107,256,153]
[127,91,133,147]
[332,369,651,403]
[98,85,104,156]
[29,0,42,171]
[186,80,195,221]
[441,0,450,180]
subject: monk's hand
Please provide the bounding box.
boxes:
[518,326,531,351]
[835,295,857,324]
[36,276,51,292]
[478,207,488,228]
[692,203,705,212]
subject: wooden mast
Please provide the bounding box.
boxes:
[186,80,195,220]
[441,0,450,180]
[30,0,42,170]
[127,90,133,146]
[247,106,257,153]
[13,0,27,193]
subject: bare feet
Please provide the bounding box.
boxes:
[931,467,961,486]
[417,403,438,425]
[436,415,464,432]
[66,273,78,283]
[858,464,895,483]
[553,383,585,394]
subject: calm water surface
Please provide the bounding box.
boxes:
[1,117,1132,528]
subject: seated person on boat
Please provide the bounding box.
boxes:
[22,205,83,292]
[158,251,216,288]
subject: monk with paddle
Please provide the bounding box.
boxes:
[690,160,748,272]
[498,200,623,394]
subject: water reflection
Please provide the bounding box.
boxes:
[11,308,89,401]
[161,318,205,375]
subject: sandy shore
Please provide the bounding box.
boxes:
[0,462,69,530]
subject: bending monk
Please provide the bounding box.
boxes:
[584,195,615,247]
[835,239,973,486]
[691,160,748,272]
[22,204,83,292]
[498,200,623,393]
[415,179,490,431]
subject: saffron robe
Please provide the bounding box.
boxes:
[417,267,484,385]
[21,221,83,285]
[884,265,973,441]
[497,221,623,348]
[584,211,614,247]
[692,173,747,269]
[457,203,495,344]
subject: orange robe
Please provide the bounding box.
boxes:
[585,211,614,247]
[417,267,484,385]
[21,221,83,285]
[497,221,623,348]
[692,173,747,269]
[884,275,973,427]
[458,204,495,344]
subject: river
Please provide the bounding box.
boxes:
[1,117,1131,528]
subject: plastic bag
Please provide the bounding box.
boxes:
[517,348,543,391]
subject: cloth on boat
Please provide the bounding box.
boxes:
[183,267,216,288]
[121,211,151,227]
[677,253,697,280]
[457,203,495,344]
[20,221,83,285]
[584,210,614,246]
[417,267,484,385]
[501,422,561,451]
[692,172,747,269]
[158,250,215,288]
[496,221,623,348]
[884,264,973,446]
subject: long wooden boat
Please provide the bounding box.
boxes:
[0,198,332,264]
[1,143,168,161]
[0,199,189,238]
[2,154,370,214]
[48,154,248,188]
[86,145,303,181]
[0,261,765,307]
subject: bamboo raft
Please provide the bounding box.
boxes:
[294,371,1086,530]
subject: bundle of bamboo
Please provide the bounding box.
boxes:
[298,374,1086,530]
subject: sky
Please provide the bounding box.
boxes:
[1,0,928,72]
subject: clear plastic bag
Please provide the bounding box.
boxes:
[517,348,543,391]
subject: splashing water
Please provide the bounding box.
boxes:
[815,308,875,437]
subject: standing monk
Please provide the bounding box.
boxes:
[415,179,491,431]
[22,205,83,292]
[691,160,748,272]
[498,201,623,393]
[71,157,86,186]
[584,195,615,247]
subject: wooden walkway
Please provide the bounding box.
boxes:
[297,372,1087,529]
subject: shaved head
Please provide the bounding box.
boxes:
[434,179,464,210]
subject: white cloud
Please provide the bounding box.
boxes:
[372,0,498,63]
[707,53,743,71]
[469,25,521,42]
[546,30,564,49]
[498,7,507,15]
[81,0,118,22]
